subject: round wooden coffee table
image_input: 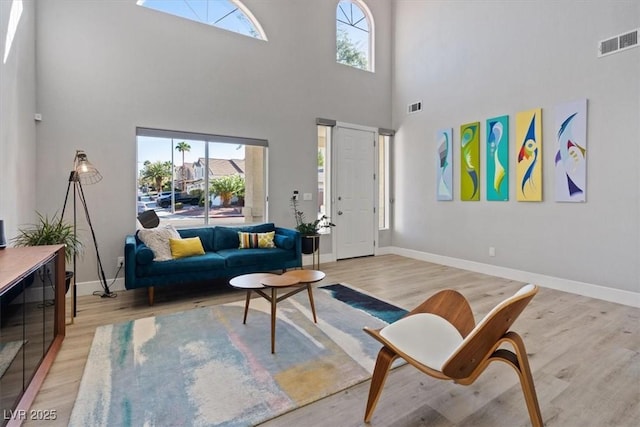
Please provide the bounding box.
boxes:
[230,272,322,353]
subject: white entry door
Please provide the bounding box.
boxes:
[334,125,376,260]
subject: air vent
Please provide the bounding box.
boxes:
[599,28,639,57]
[620,30,638,49]
[407,101,422,114]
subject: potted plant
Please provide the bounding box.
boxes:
[291,196,335,254]
[12,212,82,293]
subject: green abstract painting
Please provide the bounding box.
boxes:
[460,122,480,201]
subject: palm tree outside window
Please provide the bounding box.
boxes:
[175,141,191,191]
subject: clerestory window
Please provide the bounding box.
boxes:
[336,0,374,72]
[137,0,267,40]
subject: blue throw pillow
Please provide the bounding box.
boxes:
[274,234,294,250]
[136,245,154,265]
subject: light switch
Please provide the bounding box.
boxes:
[303,193,312,201]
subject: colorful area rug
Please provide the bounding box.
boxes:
[69,284,407,426]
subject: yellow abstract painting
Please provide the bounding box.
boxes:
[516,108,542,201]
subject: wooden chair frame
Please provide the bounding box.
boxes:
[363,285,542,426]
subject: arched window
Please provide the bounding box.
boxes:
[336,0,374,71]
[137,0,267,41]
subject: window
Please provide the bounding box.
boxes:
[3,0,23,64]
[136,128,266,228]
[317,125,332,223]
[137,0,267,40]
[378,134,390,229]
[336,0,374,71]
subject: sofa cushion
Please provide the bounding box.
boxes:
[178,227,215,252]
[170,237,205,259]
[217,247,294,268]
[238,231,275,249]
[137,225,181,261]
[213,226,241,250]
[136,252,226,277]
[213,223,276,251]
[242,223,275,233]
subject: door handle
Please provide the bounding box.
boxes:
[338,211,343,215]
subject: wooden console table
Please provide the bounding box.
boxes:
[0,246,66,426]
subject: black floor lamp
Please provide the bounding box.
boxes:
[60,150,113,320]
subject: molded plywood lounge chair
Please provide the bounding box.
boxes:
[363,284,542,426]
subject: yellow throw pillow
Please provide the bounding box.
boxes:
[170,237,205,259]
[238,231,275,249]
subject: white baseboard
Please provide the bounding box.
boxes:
[375,246,394,256]
[389,246,640,308]
[75,249,639,308]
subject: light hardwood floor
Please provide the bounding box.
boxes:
[24,254,639,426]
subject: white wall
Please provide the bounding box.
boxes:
[0,0,37,240]
[13,0,638,297]
[392,0,639,293]
[34,0,392,284]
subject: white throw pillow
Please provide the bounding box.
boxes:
[137,225,181,261]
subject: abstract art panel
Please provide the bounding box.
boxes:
[460,122,480,201]
[516,108,542,201]
[554,99,587,202]
[436,128,453,201]
[486,115,509,201]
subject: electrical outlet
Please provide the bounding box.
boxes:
[489,247,496,257]
[117,256,125,268]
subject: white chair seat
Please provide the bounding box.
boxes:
[380,313,463,370]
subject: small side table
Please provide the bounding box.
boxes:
[302,235,320,270]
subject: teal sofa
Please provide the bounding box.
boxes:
[124,223,301,305]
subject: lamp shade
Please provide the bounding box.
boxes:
[74,150,102,185]
[137,210,160,229]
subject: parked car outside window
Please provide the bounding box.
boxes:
[156,191,199,208]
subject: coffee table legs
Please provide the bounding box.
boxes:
[239,284,318,353]
[271,287,278,353]
[243,290,252,324]
[306,284,317,323]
